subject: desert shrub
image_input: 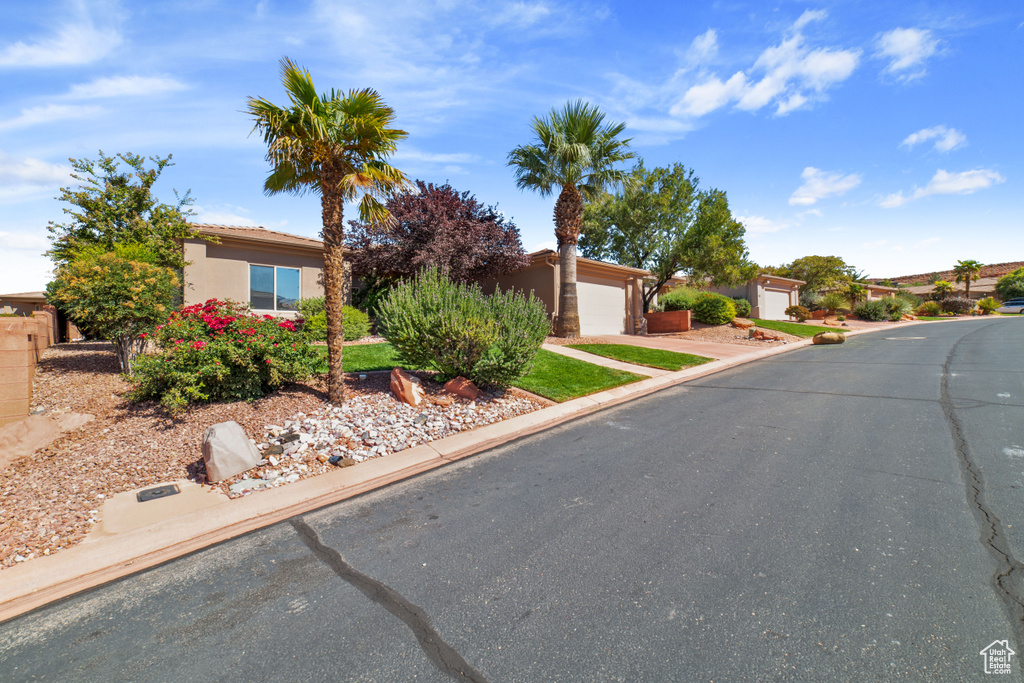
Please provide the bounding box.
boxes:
[894,290,923,309]
[853,299,887,321]
[692,293,736,325]
[917,300,942,316]
[977,297,1000,315]
[799,291,823,311]
[299,298,370,342]
[836,314,846,322]
[129,299,319,413]
[658,286,702,312]
[881,296,913,321]
[376,268,549,386]
[732,297,751,317]
[941,297,975,315]
[819,292,850,315]
[785,305,811,322]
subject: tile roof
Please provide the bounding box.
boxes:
[192,223,324,249]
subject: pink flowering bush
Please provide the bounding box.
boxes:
[129,299,319,413]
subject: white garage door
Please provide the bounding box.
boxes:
[761,288,792,320]
[576,275,626,336]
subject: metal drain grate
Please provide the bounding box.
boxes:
[137,484,181,502]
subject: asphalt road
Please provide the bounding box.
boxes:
[2,317,1023,681]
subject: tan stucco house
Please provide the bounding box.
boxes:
[690,274,805,320]
[481,250,649,336]
[181,224,353,317]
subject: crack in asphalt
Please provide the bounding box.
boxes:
[290,517,489,683]
[939,322,1024,650]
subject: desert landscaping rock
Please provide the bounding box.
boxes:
[390,367,425,406]
[444,376,479,400]
[202,421,263,482]
[813,331,847,344]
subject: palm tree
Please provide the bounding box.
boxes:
[507,100,634,337]
[932,280,955,299]
[953,259,983,299]
[247,57,409,403]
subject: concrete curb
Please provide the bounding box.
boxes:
[0,326,881,622]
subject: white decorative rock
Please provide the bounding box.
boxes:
[203,421,262,482]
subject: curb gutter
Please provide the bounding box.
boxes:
[0,328,875,622]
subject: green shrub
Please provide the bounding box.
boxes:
[799,291,822,311]
[658,286,702,312]
[732,297,751,317]
[917,300,942,316]
[692,293,737,325]
[301,305,370,342]
[995,267,1024,301]
[881,296,913,321]
[853,299,887,321]
[129,299,319,413]
[376,268,549,387]
[819,292,850,315]
[977,297,1000,315]
[941,297,975,315]
[836,314,846,322]
[785,305,811,322]
[894,290,923,309]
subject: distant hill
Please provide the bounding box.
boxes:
[872,261,1024,286]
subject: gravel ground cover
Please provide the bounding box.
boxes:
[1,341,542,569]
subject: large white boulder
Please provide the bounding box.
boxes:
[202,421,261,482]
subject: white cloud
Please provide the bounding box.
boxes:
[863,239,889,249]
[916,168,1005,197]
[0,6,121,68]
[876,27,939,80]
[915,237,942,248]
[0,152,71,186]
[881,168,1005,207]
[672,10,859,118]
[0,230,49,252]
[0,104,102,131]
[686,29,718,65]
[66,75,188,99]
[391,149,482,164]
[193,205,259,227]
[672,72,746,117]
[491,2,551,28]
[737,215,788,234]
[901,125,966,152]
[789,167,862,206]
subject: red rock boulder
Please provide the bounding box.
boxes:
[444,376,479,400]
[390,367,425,406]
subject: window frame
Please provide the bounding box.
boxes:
[248,263,301,312]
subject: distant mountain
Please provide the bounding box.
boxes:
[872,261,1024,286]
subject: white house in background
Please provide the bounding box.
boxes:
[670,274,802,320]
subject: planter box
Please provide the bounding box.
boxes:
[644,310,691,333]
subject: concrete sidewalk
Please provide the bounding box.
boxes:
[0,328,871,622]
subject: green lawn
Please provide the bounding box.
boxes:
[312,342,406,373]
[512,349,645,403]
[749,319,832,338]
[318,343,643,403]
[567,343,712,371]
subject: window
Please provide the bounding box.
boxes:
[249,265,300,311]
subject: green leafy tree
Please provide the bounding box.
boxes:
[581,162,755,312]
[845,282,867,308]
[995,267,1024,300]
[247,57,410,403]
[47,151,205,270]
[46,243,179,373]
[508,100,634,337]
[776,255,857,294]
[953,259,983,299]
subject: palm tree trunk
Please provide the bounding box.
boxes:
[554,185,583,338]
[321,171,346,404]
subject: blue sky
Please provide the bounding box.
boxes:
[1,0,1021,293]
